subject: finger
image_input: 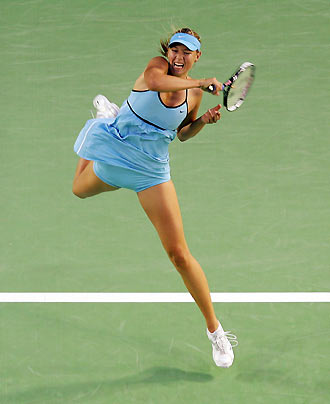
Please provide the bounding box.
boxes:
[213,110,221,122]
[209,109,217,122]
[213,88,220,96]
[209,105,221,120]
[204,110,211,123]
[210,111,217,123]
[213,84,220,96]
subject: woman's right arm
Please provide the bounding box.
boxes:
[143,57,223,94]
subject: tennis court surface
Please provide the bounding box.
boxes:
[1,0,329,402]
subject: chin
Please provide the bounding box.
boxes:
[171,67,187,77]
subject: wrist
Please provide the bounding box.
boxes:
[198,79,204,89]
[184,78,202,90]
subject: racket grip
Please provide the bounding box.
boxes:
[207,84,225,93]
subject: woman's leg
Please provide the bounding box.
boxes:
[72,158,118,198]
[137,180,219,333]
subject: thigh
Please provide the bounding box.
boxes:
[94,161,171,193]
[137,180,188,252]
[73,160,119,198]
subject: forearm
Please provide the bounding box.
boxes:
[147,74,201,93]
[177,117,206,142]
[143,57,224,94]
[178,103,222,141]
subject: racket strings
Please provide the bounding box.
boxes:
[226,66,255,111]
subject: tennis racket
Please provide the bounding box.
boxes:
[208,62,255,112]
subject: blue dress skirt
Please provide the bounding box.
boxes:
[74,101,176,192]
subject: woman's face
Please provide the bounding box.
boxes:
[167,44,201,77]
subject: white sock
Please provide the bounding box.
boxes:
[209,321,224,336]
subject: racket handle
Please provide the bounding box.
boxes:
[207,84,225,93]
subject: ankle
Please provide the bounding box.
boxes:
[207,319,220,334]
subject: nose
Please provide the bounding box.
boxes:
[175,56,184,63]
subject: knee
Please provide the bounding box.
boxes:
[72,184,87,199]
[167,245,192,271]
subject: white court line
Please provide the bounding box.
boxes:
[0,293,329,303]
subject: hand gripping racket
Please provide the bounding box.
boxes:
[208,62,256,111]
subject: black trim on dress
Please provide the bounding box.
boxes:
[126,100,166,131]
[157,89,188,109]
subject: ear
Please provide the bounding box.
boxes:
[195,51,202,63]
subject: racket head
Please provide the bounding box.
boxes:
[224,62,255,111]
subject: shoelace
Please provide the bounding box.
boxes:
[214,331,238,352]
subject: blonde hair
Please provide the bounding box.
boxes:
[160,27,201,57]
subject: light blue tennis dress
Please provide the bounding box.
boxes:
[74,89,188,192]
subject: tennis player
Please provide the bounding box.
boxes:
[73,28,237,368]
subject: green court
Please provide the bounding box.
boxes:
[1,0,329,403]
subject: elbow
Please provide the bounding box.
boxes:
[177,132,186,142]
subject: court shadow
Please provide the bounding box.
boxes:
[133,366,213,384]
[3,367,213,402]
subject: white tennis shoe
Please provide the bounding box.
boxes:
[93,94,120,118]
[207,322,238,368]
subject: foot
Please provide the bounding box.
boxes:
[93,94,120,118]
[207,322,238,368]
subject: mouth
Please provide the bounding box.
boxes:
[173,62,184,69]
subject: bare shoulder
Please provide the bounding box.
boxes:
[187,83,203,111]
[187,76,202,96]
[190,86,203,98]
[134,57,169,90]
[145,56,169,70]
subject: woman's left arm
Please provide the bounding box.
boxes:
[177,90,222,142]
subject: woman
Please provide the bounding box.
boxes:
[73,28,237,368]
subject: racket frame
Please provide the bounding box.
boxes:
[208,62,255,112]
